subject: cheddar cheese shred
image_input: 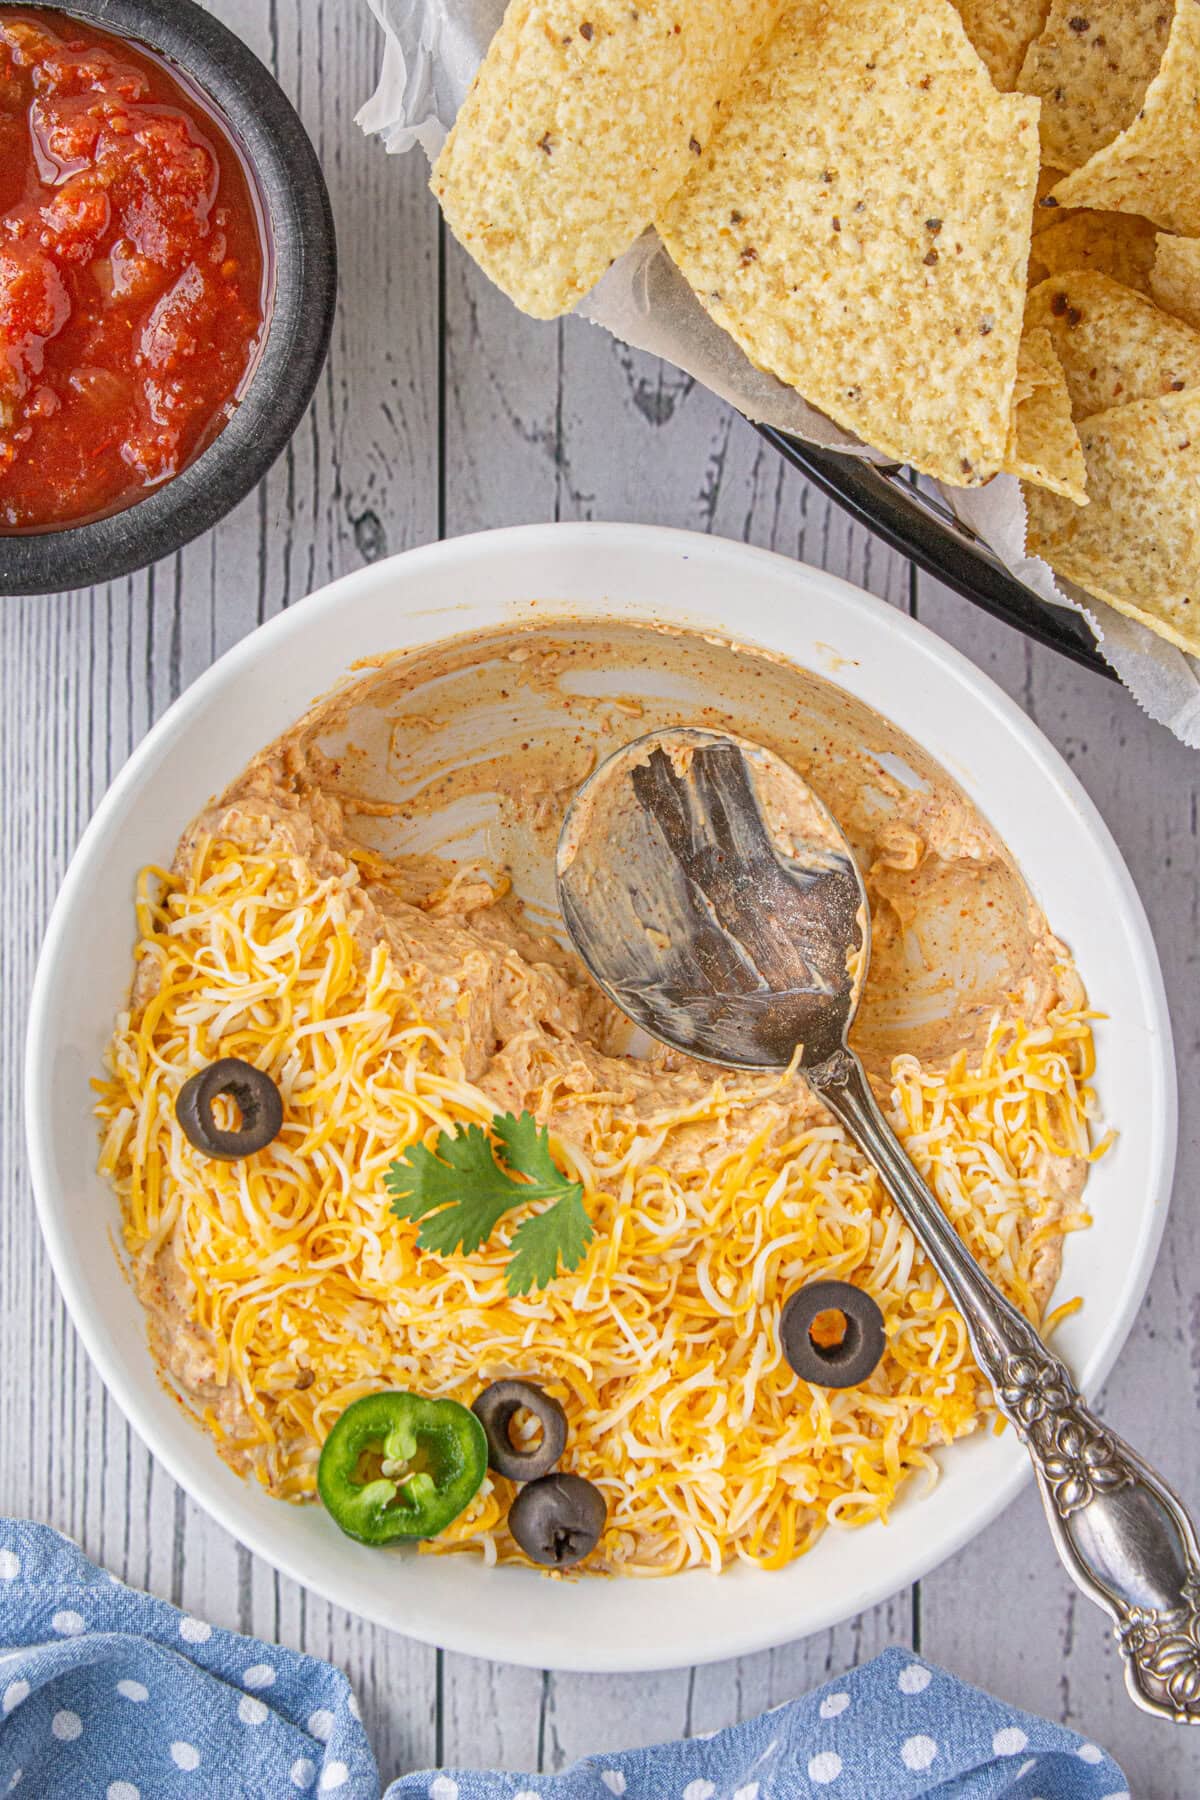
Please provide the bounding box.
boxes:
[97,831,1105,1577]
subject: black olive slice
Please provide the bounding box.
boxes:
[472,1380,568,1482]
[175,1058,284,1162]
[780,1280,886,1389]
[508,1472,607,1568]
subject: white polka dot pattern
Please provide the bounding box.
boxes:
[993,1726,1028,1756]
[0,1528,1133,1800]
[808,1751,843,1784]
[2,1681,30,1716]
[900,1735,939,1772]
[897,1664,932,1695]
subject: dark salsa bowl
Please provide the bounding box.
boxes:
[0,0,336,595]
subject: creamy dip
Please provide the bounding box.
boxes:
[101,619,1095,1571]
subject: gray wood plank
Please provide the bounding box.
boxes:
[439,252,917,1771]
[4,0,1200,1791]
[438,235,562,1769]
[0,0,442,1785]
[540,313,916,1769]
[913,575,1200,1799]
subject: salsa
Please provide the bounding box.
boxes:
[0,7,269,532]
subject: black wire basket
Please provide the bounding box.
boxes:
[758,428,1114,682]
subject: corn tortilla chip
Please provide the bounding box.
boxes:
[950,0,1050,89]
[431,0,783,320]
[1026,388,1200,655]
[1151,233,1200,329]
[1004,328,1088,500]
[657,0,1040,486]
[1032,166,1069,234]
[1017,0,1173,173]
[1025,270,1200,416]
[1026,211,1158,293]
[1049,2,1200,235]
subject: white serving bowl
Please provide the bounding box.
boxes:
[25,523,1176,1673]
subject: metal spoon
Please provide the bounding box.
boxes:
[557,726,1200,1726]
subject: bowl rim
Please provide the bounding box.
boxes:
[0,0,336,596]
[24,522,1178,1670]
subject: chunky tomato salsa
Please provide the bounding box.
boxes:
[0,8,268,532]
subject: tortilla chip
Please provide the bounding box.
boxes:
[657,0,1040,486]
[431,0,784,319]
[1026,211,1158,293]
[1026,388,1200,655]
[1049,3,1200,235]
[1017,0,1173,173]
[1003,328,1088,500]
[1032,166,1069,234]
[1151,233,1200,330]
[1024,270,1200,417]
[950,0,1050,89]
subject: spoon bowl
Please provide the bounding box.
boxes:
[557,728,868,1069]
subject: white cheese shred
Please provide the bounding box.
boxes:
[95,836,1109,1577]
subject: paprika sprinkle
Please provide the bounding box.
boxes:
[0,7,269,532]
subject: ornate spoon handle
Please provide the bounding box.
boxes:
[810,1046,1200,1725]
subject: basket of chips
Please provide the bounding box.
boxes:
[361,0,1200,742]
[757,433,1114,677]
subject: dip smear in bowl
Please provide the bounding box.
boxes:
[95,620,1107,1577]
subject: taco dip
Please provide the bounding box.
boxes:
[95,616,1110,1579]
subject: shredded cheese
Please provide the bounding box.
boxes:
[96,834,1108,1576]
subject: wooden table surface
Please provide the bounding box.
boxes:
[2,4,1199,1793]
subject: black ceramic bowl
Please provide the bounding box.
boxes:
[0,0,337,596]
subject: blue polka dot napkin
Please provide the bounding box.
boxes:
[0,1520,1129,1799]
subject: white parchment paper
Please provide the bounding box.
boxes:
[359,0,1200,745]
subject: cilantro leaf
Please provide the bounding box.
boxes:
[385,1111,593,1292]
[385,1122,529,1256]
[506,1188,595,1297]
[492,1109,568,1190]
